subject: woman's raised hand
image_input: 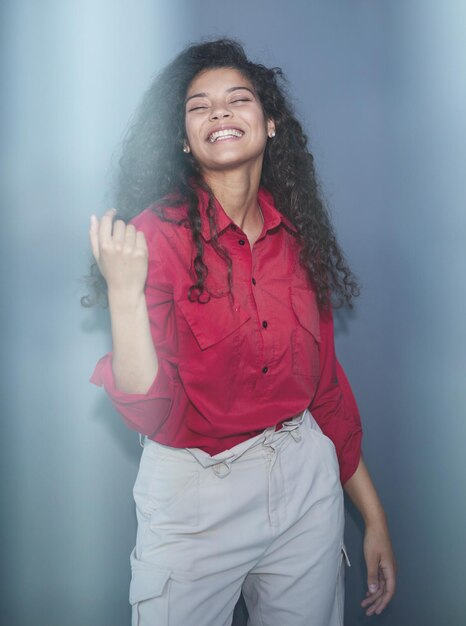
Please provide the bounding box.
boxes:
[89,209,157,392]
[89,209,148,299]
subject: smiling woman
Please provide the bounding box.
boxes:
[184,68,275,181]
[84,38,396,626]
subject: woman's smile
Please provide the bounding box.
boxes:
[207,126,244,143]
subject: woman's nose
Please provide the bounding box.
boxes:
[209,105,232,120]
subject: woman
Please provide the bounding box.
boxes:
[86,39,396,625]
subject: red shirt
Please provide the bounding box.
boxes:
[91,187,362,483]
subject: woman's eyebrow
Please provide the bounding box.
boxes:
[185,86,255,104]
[185,92,208,104]
[226,86,255,96]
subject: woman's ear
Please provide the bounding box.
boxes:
[267,119,276,138]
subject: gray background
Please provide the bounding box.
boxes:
[1,1,465,625]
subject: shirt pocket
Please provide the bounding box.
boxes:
[289,287,321,379]
[176,296,250,350]
[175,295,251,388]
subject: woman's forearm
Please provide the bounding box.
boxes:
[108,289,158,395]
[344,455,397,616]
[343,456,388,527]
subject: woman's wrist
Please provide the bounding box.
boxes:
[362,506,388,530]
[108,287,146,311]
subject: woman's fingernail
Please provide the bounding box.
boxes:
[369,584,378,592]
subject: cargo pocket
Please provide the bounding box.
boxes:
[130,554,172,626]
[289,287,320,379]
[336,545,351,625]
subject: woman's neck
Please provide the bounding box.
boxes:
[202,167,263,236]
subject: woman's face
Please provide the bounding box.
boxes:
[184,67,275,175]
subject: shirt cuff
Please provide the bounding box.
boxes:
[90,353,174,435]
[334,359,363,483]
[338,428,363,484]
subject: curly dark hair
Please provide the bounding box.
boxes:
[82,38,359,309]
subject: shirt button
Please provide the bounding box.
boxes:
[238,239,246,246]
[262,366,269,374]
[252,277,256,285]
[262,320,268,328]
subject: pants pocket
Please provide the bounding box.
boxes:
[130,551,172,626]
[134,446,200,528]
[306,414,341,479]
[336,546,351,625]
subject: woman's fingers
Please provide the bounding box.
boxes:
[89,209,118,264]
[365,550,380,597]
[112,218,127,249]
[361,583,384,607]
[98,208,117,247]
[123,223,137,251]
[365,586,390,616]
[361,559,396,616]
[89,214,100,262]
[361,523,397,616]
[361,587,384,615]
[135,229,148,254]
[95,211,138,253]
[373,561,396,614]
[88,209,148,293]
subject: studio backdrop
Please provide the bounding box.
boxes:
[1,1,465,625]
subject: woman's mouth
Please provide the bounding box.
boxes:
[208,128,244,143]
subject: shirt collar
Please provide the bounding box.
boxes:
[196,186,298,241]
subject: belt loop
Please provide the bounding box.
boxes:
[139,434,147,448]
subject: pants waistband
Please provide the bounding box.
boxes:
[185,410,308,469]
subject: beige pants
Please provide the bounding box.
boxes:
[130,410,349,626]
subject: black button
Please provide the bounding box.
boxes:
[238,239,246,246]
[262,320,268,328]
[252,277,256,285]
[262,366,268,374]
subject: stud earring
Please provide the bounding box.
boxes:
[269,130,276,138]
[183,144,190,154]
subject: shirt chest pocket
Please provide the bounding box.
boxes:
[289,287,321,379]
[175,296,251,376]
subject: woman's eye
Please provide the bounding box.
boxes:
[232,98,251,104]
[188,105,207,112]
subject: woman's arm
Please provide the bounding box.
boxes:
[89,209,158,394]
[344,456,397,616]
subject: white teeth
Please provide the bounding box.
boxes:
[208,129,243,143]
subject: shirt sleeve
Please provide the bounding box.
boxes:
[309,306,363,484]
[90,352,175,435]
[89,210,177,436]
